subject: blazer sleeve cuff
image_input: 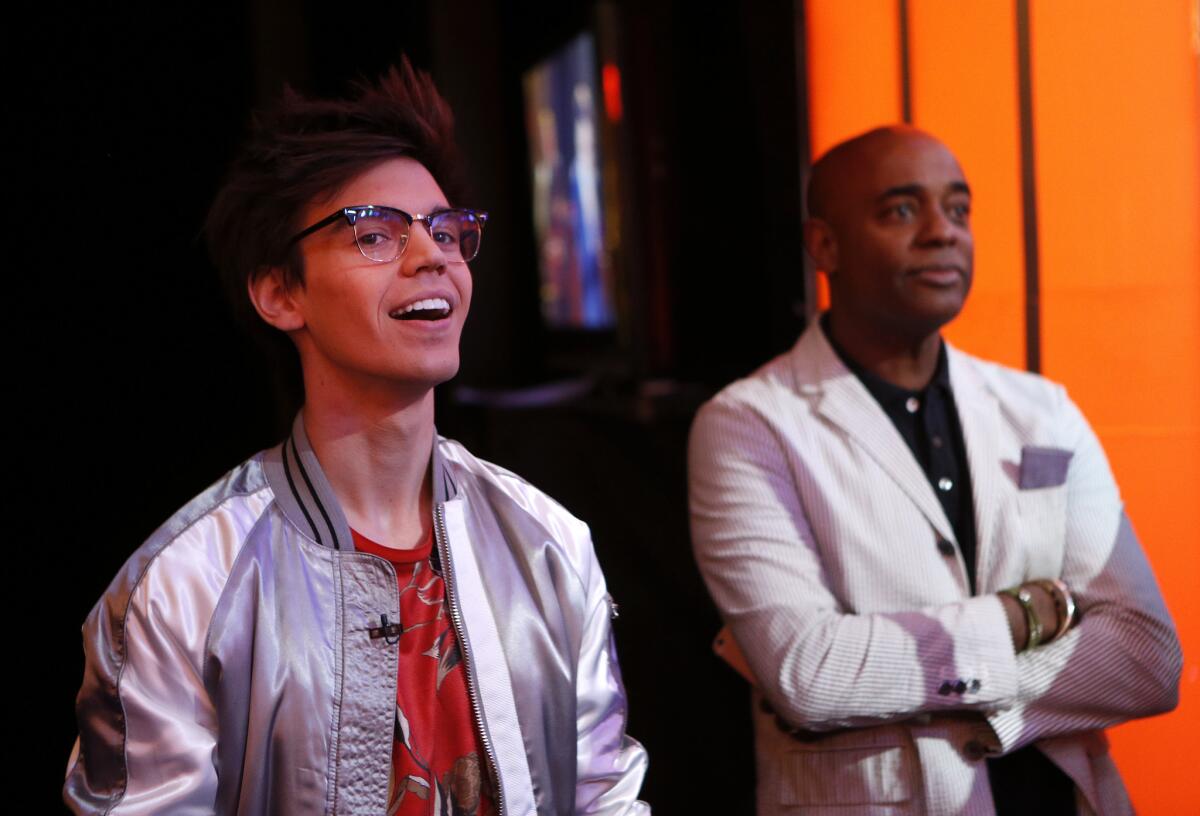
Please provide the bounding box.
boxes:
[922,594,1020,712]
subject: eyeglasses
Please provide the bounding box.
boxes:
[288,205,488,264]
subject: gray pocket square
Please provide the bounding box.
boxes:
[1019,445,1073,489]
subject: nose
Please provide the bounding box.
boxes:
[400,218,447,275]
[917,207,958,247]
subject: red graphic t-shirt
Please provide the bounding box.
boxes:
[352,528,496,816]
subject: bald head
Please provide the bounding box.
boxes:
[802,125,974,346]
[807,126,962,223]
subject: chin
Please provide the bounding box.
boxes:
[408,358,461,389]
[896,306,964,340]
[912,292,966,326]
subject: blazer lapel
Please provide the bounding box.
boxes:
[946,348,1003,592]
[790,324,957,545]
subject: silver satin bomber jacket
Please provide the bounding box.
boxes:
[65,416,650,815]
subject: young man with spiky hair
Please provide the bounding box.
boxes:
[65,61,650,816]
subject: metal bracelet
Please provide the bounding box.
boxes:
[1033,578,1076,643]
[1000,585,1043,651]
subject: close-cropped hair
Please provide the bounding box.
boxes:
[205,56,466,337]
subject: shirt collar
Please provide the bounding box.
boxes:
[819,312,951,409]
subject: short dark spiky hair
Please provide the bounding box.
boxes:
[206,57,464,319]
[204,58,466,416]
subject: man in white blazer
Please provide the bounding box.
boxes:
[688,126,1181,815]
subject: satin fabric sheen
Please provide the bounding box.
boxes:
[65,416,650,815]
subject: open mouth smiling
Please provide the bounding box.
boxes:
[388,297,452,321]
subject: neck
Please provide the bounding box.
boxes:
[301,365,437,550]
[825,309,943,390]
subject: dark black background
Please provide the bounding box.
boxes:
[21,1,814,810]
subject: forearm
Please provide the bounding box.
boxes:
[575,626,650,814]
[987,390,1183,749]
[987,513,1181,750]
[574,543,650,814]
[689,398,1021,732]
[713,584,1021,732]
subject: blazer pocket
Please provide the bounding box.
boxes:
[1018,445,1074,490]
[1015,479,1067,516]
[779,742,914,807]
[1012,484,1069,575]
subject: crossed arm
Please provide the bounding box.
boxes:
[687,392,1180,750]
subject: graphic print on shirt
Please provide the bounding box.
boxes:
[385,553,494,816]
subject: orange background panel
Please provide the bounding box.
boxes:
[907,0,1026,370]
[1029,1,1200,811]
[805,0,1198,810]
[804,0,902,157]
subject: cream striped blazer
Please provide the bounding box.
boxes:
[688,320,1181,816]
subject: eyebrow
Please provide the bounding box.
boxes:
[877,181,972,200]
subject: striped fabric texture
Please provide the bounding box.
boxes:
[688,321,1180,816]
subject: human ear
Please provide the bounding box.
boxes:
[247,267,306,332]
[802,218,838,274]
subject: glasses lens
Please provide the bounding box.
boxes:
[351,208,409,262]
[430,210,484,262]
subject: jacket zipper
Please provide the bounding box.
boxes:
[434,502,507,816]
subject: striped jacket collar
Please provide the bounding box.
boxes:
[262,411,455,551]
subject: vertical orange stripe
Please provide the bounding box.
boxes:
[805,0,904,312]
[805,0,903,157]
[907,0,1026,370]
[1031,2,1200,811]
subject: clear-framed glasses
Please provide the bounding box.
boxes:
[288,205,488,264]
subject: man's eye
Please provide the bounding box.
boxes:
[884,202,916,220]
[359,232,391,246]
[948,202,971,221]
[432,230,456,245]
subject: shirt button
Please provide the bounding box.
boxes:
[931,435,943,448]
[905,397,920,413]
[936,538,955,556]
[938,477,953,492]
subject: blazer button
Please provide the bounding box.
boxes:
[936,538,955,556]
[964,739,989,761]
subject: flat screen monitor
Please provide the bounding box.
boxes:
[523,32,616,331]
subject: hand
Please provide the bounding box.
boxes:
[999,581,1062,652]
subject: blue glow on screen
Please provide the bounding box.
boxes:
[524,33,615,330]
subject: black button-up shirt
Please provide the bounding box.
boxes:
[822,317,979,591]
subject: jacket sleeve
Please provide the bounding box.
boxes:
[984,388,1181,751]
[64,534,220,815]
[573,529,651,815]
[688,395,1021,732]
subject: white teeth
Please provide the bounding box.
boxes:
[397,297,450,315]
